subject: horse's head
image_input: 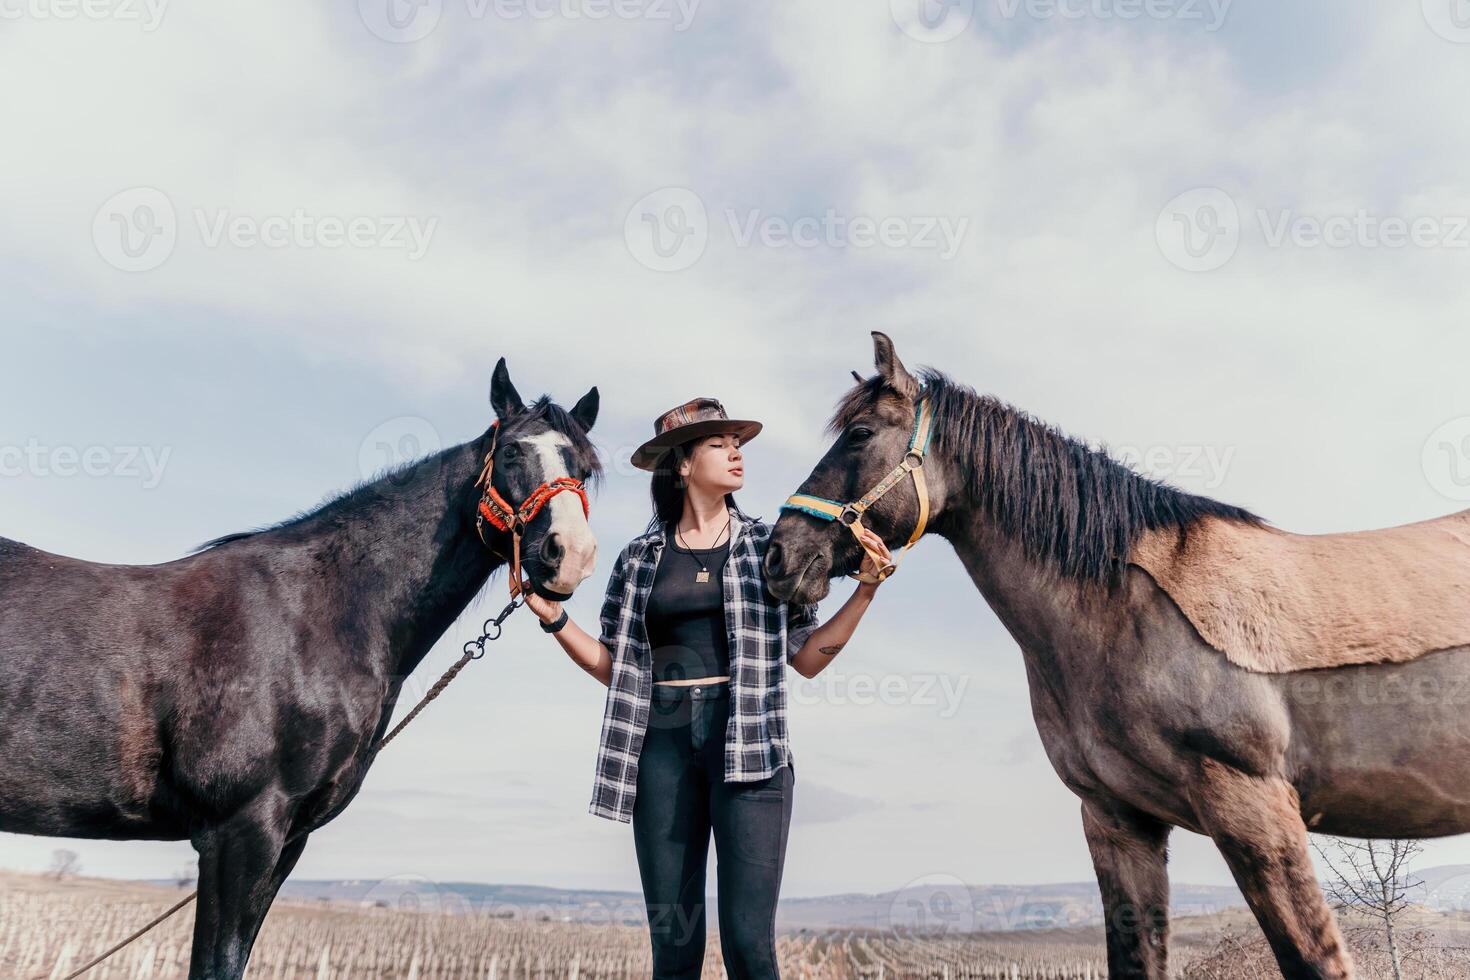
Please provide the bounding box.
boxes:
[766,331,951,604]
[478,358,601,601]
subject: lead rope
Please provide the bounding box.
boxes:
[375,593,523,752]
[41,596,525,980]
[47,892,200,980]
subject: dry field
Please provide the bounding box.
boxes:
[6,871,1470,979]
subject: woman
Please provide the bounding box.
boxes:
[526,396,889,979]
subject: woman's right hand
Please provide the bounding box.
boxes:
[855,526,894,585]
[524,592,563,626]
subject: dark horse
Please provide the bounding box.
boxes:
[767,333,1469,980]
[0,359,601,980]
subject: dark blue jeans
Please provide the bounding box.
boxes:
[632,680,795,979]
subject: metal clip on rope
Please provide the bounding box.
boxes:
[464,594,525,658]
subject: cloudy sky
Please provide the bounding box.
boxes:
[4,0,1470,904]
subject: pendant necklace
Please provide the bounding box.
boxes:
[675,517,731,583]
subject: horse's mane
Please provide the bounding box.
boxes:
[193,396,602,553]
[827,367,1264,584]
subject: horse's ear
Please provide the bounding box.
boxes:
[871,331,918,399]
[490,357,525,420]
[850,370,865,385]
[570,386,599,432]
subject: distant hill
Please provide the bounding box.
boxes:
[268,876,1247,932]
[1411,864,1470,912]
[161,863,1470,933]
[783,880,1246,932]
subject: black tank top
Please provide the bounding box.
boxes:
[644,532,731,683]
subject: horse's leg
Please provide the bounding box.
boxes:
[1080,799,1171,980]
[1190,758,1353,980]
[267,832,310,895]
[239,832,311,953]
[187,800,293,980]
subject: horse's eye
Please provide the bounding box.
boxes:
[501,444,521,461]
[848,426,874,445]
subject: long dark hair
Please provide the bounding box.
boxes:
[645,437,758,534]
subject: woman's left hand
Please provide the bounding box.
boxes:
[855,526,894,584]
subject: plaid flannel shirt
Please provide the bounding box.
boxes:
[588,504,821,823]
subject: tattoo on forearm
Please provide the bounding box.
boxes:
[820,643,844,657]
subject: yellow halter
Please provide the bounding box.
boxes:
[780,394,935,584]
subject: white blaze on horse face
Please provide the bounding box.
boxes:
[524,430,597,591]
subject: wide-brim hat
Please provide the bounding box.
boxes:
[631,397,763,472]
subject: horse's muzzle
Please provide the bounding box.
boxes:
[531,580,576,602]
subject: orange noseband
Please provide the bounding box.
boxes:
[474,419,590,599]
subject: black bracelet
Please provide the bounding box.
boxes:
[540,608,569,634]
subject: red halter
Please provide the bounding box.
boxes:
[474,419,590,599]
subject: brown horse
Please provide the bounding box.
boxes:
[766,332,1470,980]
[0,359,601,980]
